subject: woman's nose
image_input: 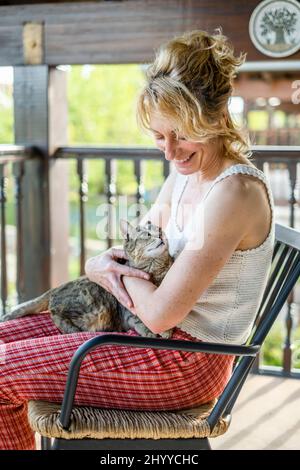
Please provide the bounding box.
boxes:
[164,139,178,161]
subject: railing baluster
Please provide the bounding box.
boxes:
[0,164,8,316]
[282,161,298,374]
[134,158,145,223]
[256,160,264,172]
[283,290,294,374]
[77,158,88,276]
[288,161,297,229]
[13,161,25,304]
[104,159,111,249]
[163,159,170,179]
[104,158,117,248]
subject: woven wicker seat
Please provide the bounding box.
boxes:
[28,399,229,441]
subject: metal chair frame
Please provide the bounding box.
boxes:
[40,223,300,450]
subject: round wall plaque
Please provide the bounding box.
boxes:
[249,0,300,58]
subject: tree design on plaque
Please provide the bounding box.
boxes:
[249,0,300,58]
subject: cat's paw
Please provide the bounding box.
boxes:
[158,329,173,339]
[135,327,158,338]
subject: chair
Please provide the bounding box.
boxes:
[28,223,300,450]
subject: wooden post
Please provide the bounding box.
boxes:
[48,67,69,288]
[13,65,69,301]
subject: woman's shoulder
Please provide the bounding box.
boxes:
[219,162,271,205]
[209,163,273,251]
[214,157,267,195]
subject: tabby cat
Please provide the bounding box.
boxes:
[1,220,174,338]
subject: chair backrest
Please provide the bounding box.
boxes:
[207,223,300,432]
[251,223,300,347]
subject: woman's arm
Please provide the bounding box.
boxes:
[85,247,151,307]
[123,175,254,334]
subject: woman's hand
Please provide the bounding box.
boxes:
[85,247,150,308]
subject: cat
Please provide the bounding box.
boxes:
[1,220,174,338]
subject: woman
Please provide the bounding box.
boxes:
[0,30,274,450]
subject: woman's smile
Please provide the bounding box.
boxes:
[174,152,196,166]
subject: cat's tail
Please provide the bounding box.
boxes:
[2,291,51,321]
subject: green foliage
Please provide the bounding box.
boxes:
[261,320,300,369]
[0,83,13,144]
[262,322,283,367]
[68,65,151,146]
[67,65,161,197]
[247,110,269,131]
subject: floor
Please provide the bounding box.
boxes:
[213,373,300,450]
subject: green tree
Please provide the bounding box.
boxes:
[68,64,151,146]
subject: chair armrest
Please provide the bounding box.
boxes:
[59,334,259,429]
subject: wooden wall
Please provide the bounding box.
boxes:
[1,0,300,66]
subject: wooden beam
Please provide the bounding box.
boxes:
[14,65,69,301]
[14,66,51,300]
[1,0,300,66]
[234,74,300,102]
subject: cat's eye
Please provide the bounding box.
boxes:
[140,232,151,239]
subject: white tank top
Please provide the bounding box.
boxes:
[165,164,275,344]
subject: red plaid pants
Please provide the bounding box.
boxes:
[0,313,234,450]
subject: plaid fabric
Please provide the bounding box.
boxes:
[0,313,234,450]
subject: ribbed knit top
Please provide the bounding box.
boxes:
[165,164,275,345]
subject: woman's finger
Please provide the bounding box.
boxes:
[118,278,134,308]
[109,277,133,308]
[115,263,150,280]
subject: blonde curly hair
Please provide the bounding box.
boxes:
[137,29,251,163]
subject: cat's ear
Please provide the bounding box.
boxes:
[119,219,134,239]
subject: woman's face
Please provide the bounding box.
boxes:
[149,113,206,175]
